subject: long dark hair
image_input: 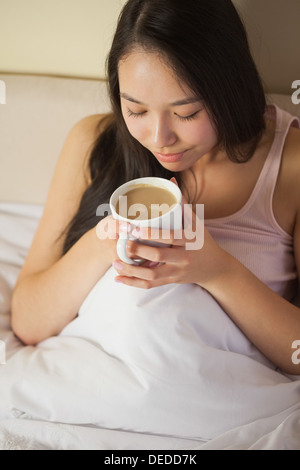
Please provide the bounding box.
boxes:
[63,0,266,254]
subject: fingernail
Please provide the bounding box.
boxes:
[115,278,123,284]
[132,227,141,238]
[119,223,131,233]
[148,262,159,268]
[113,261,123,271]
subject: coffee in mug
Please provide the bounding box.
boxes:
[109,177,182,265]
[115,184,177,220]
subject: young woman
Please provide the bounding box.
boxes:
[11,0,300,374]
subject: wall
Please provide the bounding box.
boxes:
[0,0,126,79]
[234,0,300,94]
[0,0,299,92]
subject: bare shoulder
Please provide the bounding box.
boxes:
[64,114,108,181]
[286,126,300,292]
[16,113,111,284]
[68,113,107,144]
[282,125,300,196]
[284,124,300,155]
[43,112,110,216]
[273,123,300,235]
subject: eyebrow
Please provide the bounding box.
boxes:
[120,92,200,106]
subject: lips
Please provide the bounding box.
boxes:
[153,151,186,163]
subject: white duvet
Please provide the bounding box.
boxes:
[0,203,299,450]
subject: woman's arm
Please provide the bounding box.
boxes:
[212,127,300,374]
[201,243,300,376]
[113,206,300,375]
[12,227,112,345]
[11,114,116,345]
[113,224,300,374]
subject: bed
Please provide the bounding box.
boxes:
[1,0,300,451]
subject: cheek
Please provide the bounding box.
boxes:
[181,123,211,146]
[121,105,146,141]
[191,118,218,147]
[123,117,148,142]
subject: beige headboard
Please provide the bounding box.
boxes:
[0,0,300,204]
[0,74,111,204]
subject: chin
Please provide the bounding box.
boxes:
[157,159,191,173]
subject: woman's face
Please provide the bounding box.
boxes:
[118,50,219,172]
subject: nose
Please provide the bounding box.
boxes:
[152,115,177,148]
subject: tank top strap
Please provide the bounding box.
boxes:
[259,105,300,199]
[205,105,299,299]
[248,104,300,236]
[205,105,300,226]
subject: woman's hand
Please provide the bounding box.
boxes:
[112,203,230,290]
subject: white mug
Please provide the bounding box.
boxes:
[109,177,182,265]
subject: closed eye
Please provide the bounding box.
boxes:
[126,108,201,121]
[126,109,147,118]
[176,111,200,122]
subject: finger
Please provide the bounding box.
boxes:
[131,226,186,246]
[142,260,161,269]
[126,240,183,264]
[114,262,175,288]
[131,225,198,249]
[115,275,159,289]
[113,256,175,279]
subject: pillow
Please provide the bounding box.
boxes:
[0,74,111,204]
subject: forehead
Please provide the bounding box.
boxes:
[118,50,194,102]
